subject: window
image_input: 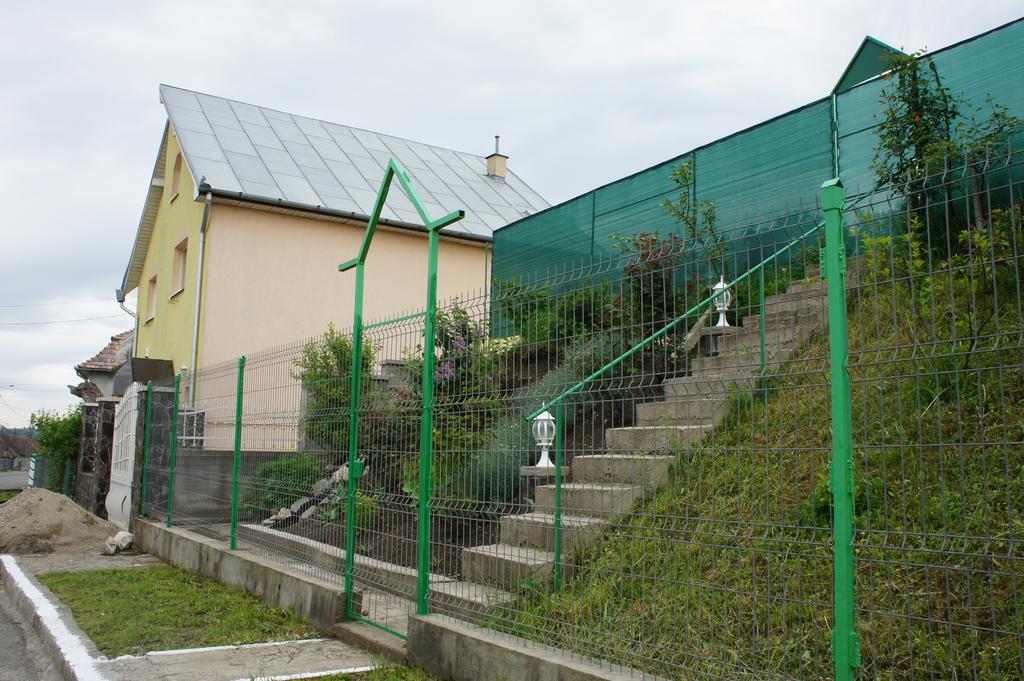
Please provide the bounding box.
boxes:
[145,275,158,322]
[171,239,188,297]
[170,153,183,201]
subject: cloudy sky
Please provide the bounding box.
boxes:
[0,1,1020,427]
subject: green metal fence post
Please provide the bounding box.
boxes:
[166,374,181,528]
[416,225,440,616]
[230,356,246,550]
[337,158,463,622]
[759,265,767,385]
[343,262,366,618]
[139,381,154,515]
[553,402,565,593]
[822,178,859,681]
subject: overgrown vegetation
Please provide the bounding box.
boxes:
[872,51,1023,251]
[30,405,81,493]
[243,453,327,515]
[492,203,1024,679]
[294,323,375,453]
[40,565,317,657]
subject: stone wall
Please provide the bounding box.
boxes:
[74,400,115,517]
[140,387,176,519]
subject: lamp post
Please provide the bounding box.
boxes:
[531,406,556,468]
[711,275,732,327]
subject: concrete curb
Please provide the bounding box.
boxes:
[0,554,108,681]
[408,615,666,681]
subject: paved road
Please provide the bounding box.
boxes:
[0,470,29,490]
[0,585,58,681]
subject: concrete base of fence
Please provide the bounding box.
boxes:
[135,520,345,629]
[407,615,662,681]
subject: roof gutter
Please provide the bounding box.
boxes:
[189,186,213,406]
[205,188,493,244]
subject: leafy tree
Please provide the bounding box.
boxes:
[659,158,722,275]
[872,52,1023,248]
[30,405,81,492]
[871,52,959,192]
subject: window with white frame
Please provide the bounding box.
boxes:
[146,275,157,321]
[171,238,188,296]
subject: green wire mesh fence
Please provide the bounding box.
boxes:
[139,146,1024,680]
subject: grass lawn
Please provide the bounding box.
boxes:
[39,564,318,657]
[0,490,19,503]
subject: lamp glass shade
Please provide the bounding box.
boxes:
[711,276,732,327]
[532,409,556,447]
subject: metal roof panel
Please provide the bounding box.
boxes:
[158,84,550,239]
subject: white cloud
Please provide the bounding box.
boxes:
[0,0,1020,425]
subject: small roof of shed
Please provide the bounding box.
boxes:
[75,330,133,374]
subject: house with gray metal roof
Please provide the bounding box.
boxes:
[119,85,548,379]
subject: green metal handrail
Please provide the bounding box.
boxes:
[526,220,824,421]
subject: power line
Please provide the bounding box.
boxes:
[0,314,125,327]
[0,393,24,418]
[0,298,112,309]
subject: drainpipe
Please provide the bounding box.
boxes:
[115,287,138,357]
[189,188,213,407]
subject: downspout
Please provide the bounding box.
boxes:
[114,287,138,357]
[189,188,213,407]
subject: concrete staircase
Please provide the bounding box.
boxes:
[461,278,829,593]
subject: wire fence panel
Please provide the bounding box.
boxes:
[845,150,1024,679]
[427,209,837,680]
[137,148,1024,680]
[343,314,426,635]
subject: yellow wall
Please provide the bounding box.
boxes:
[199,204,491,367]
[133,126,207,373]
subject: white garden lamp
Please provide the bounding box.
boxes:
[531,405,557,468]
[711,276,733,327]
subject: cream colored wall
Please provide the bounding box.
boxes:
[199,204,491,367]
[133,126,206,373]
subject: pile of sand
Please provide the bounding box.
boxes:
[0,488,118,554]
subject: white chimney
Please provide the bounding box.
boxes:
[486,135,508,179]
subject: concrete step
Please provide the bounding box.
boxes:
[786,279,826,295]
[461,543,556,591]
[635,397,730,427]
[765,287,827,305]
[743,307,823,333]
[499,512,607,552]
[604,424,711,451]
[663,369,759,398]
[691,347,794,373]
[572,454,674,487]
[535,482,644,518]
[716,326,801,353]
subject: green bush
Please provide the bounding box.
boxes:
[495,278,619,352]
[242,454,326,516]
[317,487,379,527]
[445,334,619,508]
[31,405,81,493]
[293,324,375,453]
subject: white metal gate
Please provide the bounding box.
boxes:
[106,382,141,530]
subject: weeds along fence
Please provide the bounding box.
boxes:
[139,148,1024,680]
